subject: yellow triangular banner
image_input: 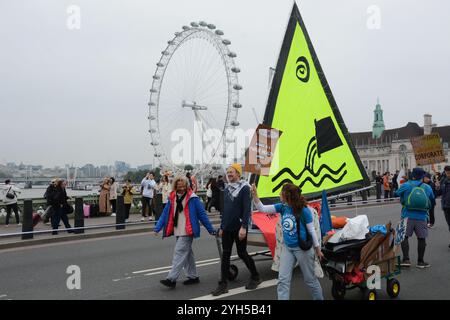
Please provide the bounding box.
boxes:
[256,3,369,200]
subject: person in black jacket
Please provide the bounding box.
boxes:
[211,164,260,296]
[424,173,437,228]
[50,180,73,235]
[436,166,450,248]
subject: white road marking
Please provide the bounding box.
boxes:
[143,261,220,277]
[131,251,267,275]
[191,279,279,300]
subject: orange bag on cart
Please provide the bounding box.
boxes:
[332,216,348,229]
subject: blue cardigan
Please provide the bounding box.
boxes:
[154,195,215,238]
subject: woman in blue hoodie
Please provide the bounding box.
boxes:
[251,182,324,300]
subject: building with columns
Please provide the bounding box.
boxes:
[350,100,450,180]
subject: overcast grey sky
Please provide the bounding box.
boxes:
[1,0,449,168]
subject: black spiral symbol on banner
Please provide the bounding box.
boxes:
[296,56,310,82]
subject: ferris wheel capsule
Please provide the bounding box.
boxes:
[231,67,241,73]
[215,30,224,36]
[233,84,242,90]
[199,21,207,27]
[207,24,216,30]
[222,39,231,45]
[190,22,199,27]
[228,52,237,58]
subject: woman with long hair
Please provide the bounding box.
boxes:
[99,177,111,216]
[251,183,324,300]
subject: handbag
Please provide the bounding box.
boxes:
[64,203,74,214]
[296,211,313,251]
[5,186,15,200]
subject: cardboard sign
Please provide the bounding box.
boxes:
[244,124,282,176]
[410,134,445,165]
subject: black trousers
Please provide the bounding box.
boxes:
[384,190,390,199]
[5,203,20,225]
[141,197,152,217]
[51,206,72,235]
[110,199,117,213]
[444,208,450,232]
[220,229,259,283]
[124,204,131,220]
[428,205,435,225]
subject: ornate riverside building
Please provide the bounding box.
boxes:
[350,100,450,180]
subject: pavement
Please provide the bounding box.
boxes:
[0,211,222,250]
[0,202,449,300]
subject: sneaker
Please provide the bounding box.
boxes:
[160,279,176,288]
[427,224,434,229]
[245,278,262,290]
[416,261,431,269]
[149,217,154,221]
[17,223,22,226]
[400,259,411,268]
[211,282,228,296]
[140,217,145,222]
[111,213,116,217]
[183,277,200,285]
[4,224,9,228]
[125,219,129,223]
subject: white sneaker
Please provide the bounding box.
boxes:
[111,213,116,217]
[149,217,154,221]
[140,217,145,222]
[125,219,129,223]
[17,223,22,226]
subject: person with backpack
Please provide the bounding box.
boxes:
[395,167,435,268]
[1,179,21,226]
[251,182,324,300]
[435,165,450,248]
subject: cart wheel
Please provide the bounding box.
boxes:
[331,281,346,300]
[228,265,238,281]
[363,289,378,301]
[387,278,400,298]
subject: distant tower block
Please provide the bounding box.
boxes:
[372,98,385,139]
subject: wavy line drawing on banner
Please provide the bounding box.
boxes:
[271,132,348,193]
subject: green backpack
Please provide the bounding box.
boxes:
[405,182,430,211]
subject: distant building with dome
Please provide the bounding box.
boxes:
[350,100,450,180]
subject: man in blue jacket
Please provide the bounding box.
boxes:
[395,167,435,268]
[154,175,216,288]
[436,165,450,248]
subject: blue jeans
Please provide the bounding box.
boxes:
[277,245,323,300]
